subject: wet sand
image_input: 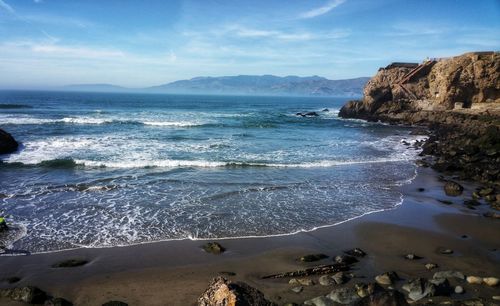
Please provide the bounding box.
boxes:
[1,167,499,305]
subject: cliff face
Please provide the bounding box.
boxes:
[339,52,500,121]
[338,52,500,187]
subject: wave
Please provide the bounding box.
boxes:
[0,115,207,127]
[1,157,413,170]
[0,104,33,109]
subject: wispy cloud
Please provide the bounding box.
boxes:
[299,0,346,19]
[0,0,15,14]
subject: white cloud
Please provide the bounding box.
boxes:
[0,0,14,14]
[32,44,125,59]
[299,0,346,19]
[34,0,43,3]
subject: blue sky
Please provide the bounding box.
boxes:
[0,0,499,88]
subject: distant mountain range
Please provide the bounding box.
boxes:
[63,75,369,97]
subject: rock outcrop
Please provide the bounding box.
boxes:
[339,52,500,185]
[0,128,18,154]
[339,52,499,121]
[197,277,275,306]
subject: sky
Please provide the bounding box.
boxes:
[0,0,499,88]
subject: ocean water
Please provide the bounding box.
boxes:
[0,91,424,253]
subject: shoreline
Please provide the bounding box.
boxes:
[1,165,499,305]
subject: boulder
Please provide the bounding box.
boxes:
[0,286,48,304]
[354,283,382,298]
[197,277,275,306]
[44,297,73,306]
[326,287,361,304]
[352,289,409,306]
[304,296,335,306]
[331,272,347,285]
[0,129,18,154]
[444,181,464,196]
[334,255,358,265]
[402,278,436,301]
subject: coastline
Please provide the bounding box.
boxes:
[1,165,499,305]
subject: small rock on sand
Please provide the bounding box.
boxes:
[291,286,303,293]
[102,301,128,306]
[344,248,366,257]
[439,248,454,255]
[375,272,399,285]
[425,263,438,270]
[483,277,499,286]
[202,242,225,254]
[45,297,73,306]
[433,270,465,280]
[334,255,358,265]
[327,287,360,304]
[304,296,335,306]
[300,254,328,262]
[444,181,464,196]
[404,253,422,260]
[455,286,464,294]
[52,259,88,268]
[331,272,347,285]
[466,276,483,284]
[319,275,333,286]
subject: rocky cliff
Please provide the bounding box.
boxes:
[339,52,499,121]
[339,52,500,188]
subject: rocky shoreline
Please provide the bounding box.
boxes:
[339,52,500,213]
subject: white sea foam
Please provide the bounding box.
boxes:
[143,121,205,127]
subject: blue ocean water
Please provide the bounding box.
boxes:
[0,91,424,253]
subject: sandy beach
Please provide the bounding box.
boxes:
[1,166,499,305]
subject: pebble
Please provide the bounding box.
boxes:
[466,276,483,284]
[493,296,500,301]
[405,253,423,260]
[291,286,303,293]
[483,277,499,287]
[455,286,464,294]
[440,249,454,255]
[425,263,438,270]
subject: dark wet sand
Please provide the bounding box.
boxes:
[1,167,499,305]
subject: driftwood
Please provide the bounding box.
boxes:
[262,263,349,279]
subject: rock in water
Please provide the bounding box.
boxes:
[0,217,8,232]
[197,277,275,306]
[0,128,18,154]
[0,286,47,304]
[444,181,464,196]
[202,242,225,254]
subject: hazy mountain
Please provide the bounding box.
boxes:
[62,84,132,92]
[63,75,369,97]
[148,75,369,96]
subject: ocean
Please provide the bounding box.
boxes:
[0,91,423,253]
